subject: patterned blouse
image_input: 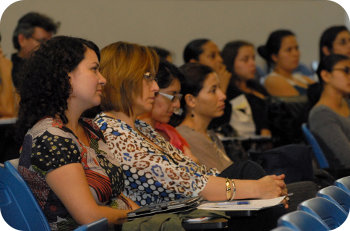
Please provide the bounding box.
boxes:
[18,117,125,231]
[94,113,219,206]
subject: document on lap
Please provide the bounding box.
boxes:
[197,196,286,211]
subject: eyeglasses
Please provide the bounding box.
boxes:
[30,37,49,44]
[157,92,183,102]
[333,66,350,75]
[143,72,157,82]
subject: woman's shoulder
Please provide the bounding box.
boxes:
[94,112,126,131]
[28,117,67,138]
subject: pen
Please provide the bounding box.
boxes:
[216,201,250,205]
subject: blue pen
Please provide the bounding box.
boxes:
[236,201,249,205]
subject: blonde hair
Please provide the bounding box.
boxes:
[100,41,159,116]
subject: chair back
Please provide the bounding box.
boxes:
[277,210,328,231]
[317,186,350,213]
[74,218,108,231]
[335,176,350,194]
[0,161,51,230]
[301,123,329,168]
[298,197,347,229]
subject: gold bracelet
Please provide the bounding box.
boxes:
[225,178,232,201]
[230,179,236,201]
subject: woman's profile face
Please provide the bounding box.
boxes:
[192,72,226,119]
[151,78,181,124]
[133,73,160,116]
[198,41,223,72]
[332,30,350,57]
[69,48,106,111]
[326,59,350,94]
[234,45,256,80]
[273,35,300,72]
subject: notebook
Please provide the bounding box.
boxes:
[127,196,203,219]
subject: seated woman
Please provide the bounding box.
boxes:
[94,41,287,207]
[139,60,199,163]
[221,40,271,137]
[258,29,314,97]
[183,38,231,93]
[309,54,350,172]
[16,36,138,230]
[309,25,350,107]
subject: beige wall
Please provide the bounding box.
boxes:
[0,0,348,69]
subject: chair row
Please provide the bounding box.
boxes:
[0,161,108,231]
[272,176,350,231]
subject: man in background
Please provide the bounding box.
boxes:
[11,12,59,90]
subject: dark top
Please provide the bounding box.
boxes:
[210,80,269,135]
[11,53,25,90]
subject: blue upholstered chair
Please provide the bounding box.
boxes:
[335,176,350,194]
[298,197,347,229]
[277,210,328,231]
[0,161,51,230]
[0,161,108,231]
[317,186,350,214]
[301,123,329,169]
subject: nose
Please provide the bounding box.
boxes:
[218,88,226,101]
[217,54,223,63]
[99,72,107,85]
[152,80,160,92]
[173,98,181,109]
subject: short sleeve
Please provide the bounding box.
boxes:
[31,130,81,173]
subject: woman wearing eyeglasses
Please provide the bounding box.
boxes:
[309,54,350,171]
[94,41,287,207]
[139,61,199,163]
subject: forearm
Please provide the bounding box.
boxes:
[199,176,260,201]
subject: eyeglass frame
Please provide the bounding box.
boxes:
[143,72,158,82]
[332,66,350,75]
[157,91,183,102]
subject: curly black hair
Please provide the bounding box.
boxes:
[16,36,100,143]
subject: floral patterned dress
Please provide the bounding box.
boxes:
[18,117,125,231]
[94,112,219,206]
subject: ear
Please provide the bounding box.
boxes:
[322,46,331,56]
[320,70,331,84]
[18,34,27,47]
[271,53,278,63]
[184,94,196,109]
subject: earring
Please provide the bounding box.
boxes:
[191,113,194,118]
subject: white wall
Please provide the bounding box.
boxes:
[0,0,348,68]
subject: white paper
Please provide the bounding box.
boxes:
[197,196,285,211]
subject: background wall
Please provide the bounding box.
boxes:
[0,0,348,69]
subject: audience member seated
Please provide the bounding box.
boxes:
[309,54,350,177]
[221,40,271,137]
[149,46,173,63]
[183,38,231,93]
[139,60,200,163]
[258,29,314,97]
[308,25,350,107]
[16,36,138,230]
[11,12,59,91]
[0,46,16,118]
[93,41,288,207]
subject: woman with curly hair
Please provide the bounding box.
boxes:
[16,36,138,230]
[94,41,287,208]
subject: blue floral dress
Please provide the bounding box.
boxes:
[18,117,126,231]
[94,112,219,206]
